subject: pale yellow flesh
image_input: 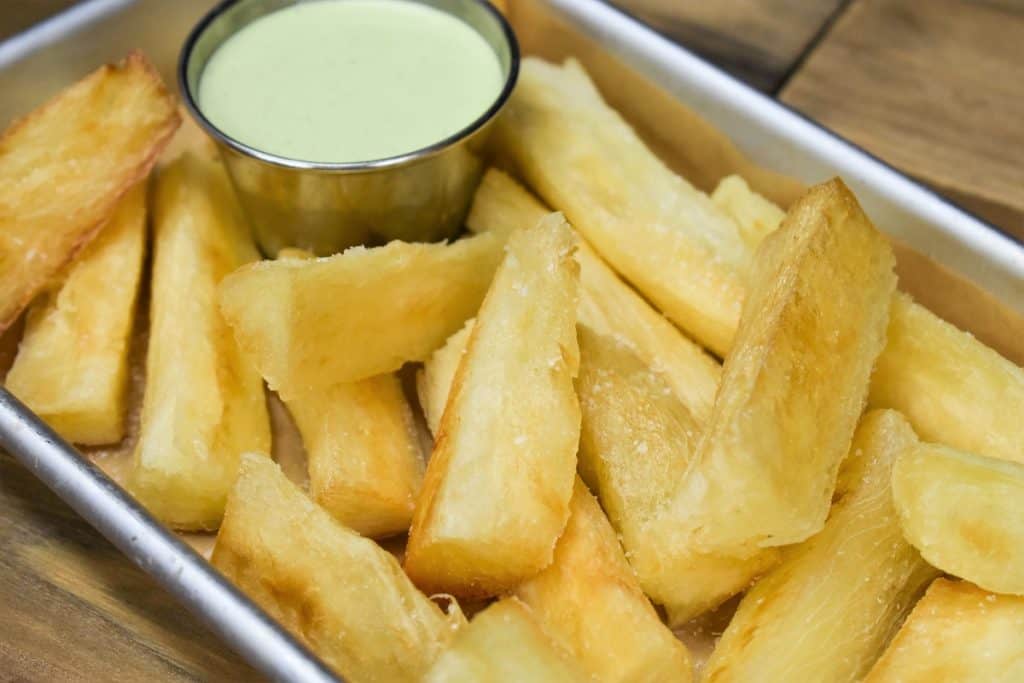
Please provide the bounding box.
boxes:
[467,167,721,421]
[288,373,424,539]
[702,410,939,683]
[405,214,580,598]
[499,56,1023,470]
[892,442,1024,595]
[6,184,146,444]
[422,599,590,683]
[218,233,503,400]
[871,292,1024,464]
[666,178,896,555]
[516,479,693,683]
[128,153,269,530]
[864,579,1024,682]
[417,319,474,437]
[710,174,786,252]
[0,51,179,333]
[213,454,456,682]
[492,58,749,357]
[576,326,778,625]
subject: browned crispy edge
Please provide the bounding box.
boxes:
[0,50,181,335]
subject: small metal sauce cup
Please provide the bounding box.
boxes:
[180,0,519,256]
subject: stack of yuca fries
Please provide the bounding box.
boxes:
[2,49,1022,683]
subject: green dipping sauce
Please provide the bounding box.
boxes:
[198,0,504,163]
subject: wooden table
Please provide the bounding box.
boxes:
[2,1,1022,680]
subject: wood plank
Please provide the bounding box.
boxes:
[610,0,845,91]
[780,0,1024,240]
[0,450,258,681]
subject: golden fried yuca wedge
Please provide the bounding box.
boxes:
[710,174,786,251]
[872,292,1024,464]
[219,233,502,399]
[423,599,589,683]
[516,478,693,683]
[891,442,1024,595]
[289,374,424,538]
[213,454,456,682]
[492,58,748,356]
[417,318,474,437]
[468,167,721,420]
[405,214,580,597]
[128,153,269,530]
[671,179,896,553]
[0,51,178,333]
[864,579,1024,683]
[271,245,425,537]
[576,326,778,624]
[5,184,146,444]
[702,411,939,683]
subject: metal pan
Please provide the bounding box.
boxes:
[0,1,1021,681]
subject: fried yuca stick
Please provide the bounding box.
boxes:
[710,174,786,251]
[516,478,693,683]
[422,599,589,682]
[702,410,939,683]
[273,248,424,539]
[419,317,692,681]
[128,153,269,530]
[864,579,1024,682]
[405,214,580,597]
[6,184,146,444]
[467,167,721,421]
[872,293,1024,464]
[712,172,1024,466]
[417,319,474,437]
[892,442,1024,595]
[218,233,502,400]
[213,454,458,682]
[290,374,424,539]
[0,52,178,333]
[500,58,1024,468]
[491,58,749,357]
[576,326,778,625]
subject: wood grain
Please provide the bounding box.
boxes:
[780,0,1024,240]
[0,451,257,681]
[611,0,846,91]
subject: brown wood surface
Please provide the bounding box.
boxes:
[779,0,1024,240]
[1,0,1022,680]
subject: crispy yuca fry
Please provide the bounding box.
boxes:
[289,374,424,538]
[516,479,693,683]
[864,579,1024,682]
[492,58,748,356]
[0,51,178,333]
[405,214,580,597]
[219,233,502,400]
[702,410,939,683]
[422,599,589,683]
[710,174,786,251]
[5,184,146,444]
[417,319,474,437]
[467,167,721,420]
[871,293,1024,464]
[213,454,457,682]
[667,179,896,554]
[691,170,1024,467]
[128,153,269,530]
[892,442,1024,595]
[273,246,425,538]
[576,326,778,625]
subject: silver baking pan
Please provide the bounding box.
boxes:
[1,1,1022,682]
